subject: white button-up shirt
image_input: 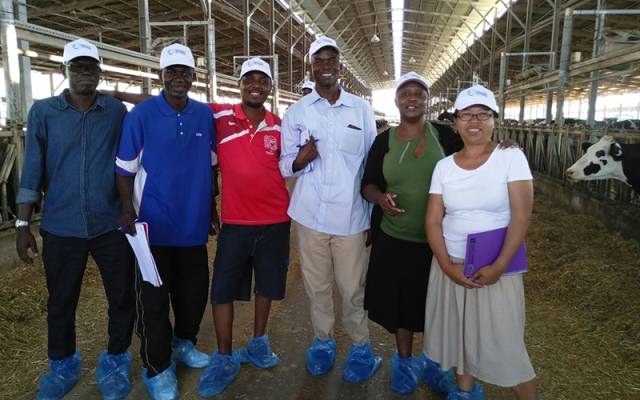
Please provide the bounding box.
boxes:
[280,88,376,235]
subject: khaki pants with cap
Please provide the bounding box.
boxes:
[294,221,371,345]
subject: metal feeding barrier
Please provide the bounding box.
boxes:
[497,123,640,207]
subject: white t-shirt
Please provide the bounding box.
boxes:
[429,147,533,258]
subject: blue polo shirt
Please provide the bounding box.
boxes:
[116,92,216,246]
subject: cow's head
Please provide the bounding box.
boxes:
[566,136,624,182]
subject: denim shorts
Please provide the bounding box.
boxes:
[211,221,290,304]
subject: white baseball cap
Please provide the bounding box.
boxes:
[160,43,195,69]
[63,39,100,64]
[308,36,340,58]
[240,57,272,80]
[395,72,430,93]
[302,81,315,90]
[454,84,498,113]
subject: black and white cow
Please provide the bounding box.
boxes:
[611,119,640,130]
[566,135,640,194]
[437,111,454,123]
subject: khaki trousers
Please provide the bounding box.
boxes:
[294,221,371,345]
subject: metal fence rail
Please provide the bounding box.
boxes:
[497,124,640,207]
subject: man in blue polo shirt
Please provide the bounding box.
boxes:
[115,43,216,400]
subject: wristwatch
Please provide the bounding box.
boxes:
[15,219,29,228]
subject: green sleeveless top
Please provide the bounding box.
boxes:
[380,124,445,243]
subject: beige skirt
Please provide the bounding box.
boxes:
[422,256,536,387]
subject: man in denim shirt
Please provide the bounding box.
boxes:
[15,39,134,400]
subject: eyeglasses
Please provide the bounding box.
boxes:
[163,68,194,80]
[67,63,101,74]
[457,111,494,121]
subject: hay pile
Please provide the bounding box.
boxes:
[524,194,640,398]
[0,265,48,398]
[0,261,108,399]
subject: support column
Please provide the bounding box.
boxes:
[138,0,152,94]
[1,0,24,186]
[479,36,484,80]
[556,8,574,126]
[503,3,512,112]
[546,0,561,123]
[243,0,250,56]
[519,0,533,123]
[207,19,217,102]
[270,0,279,114]
[302,19,307,81]
[183,24,188,46]
[17,2,32,115]
[288,7,293,91]
[587,0,606,127]
[498,52,507,121]
[489,13,497,88]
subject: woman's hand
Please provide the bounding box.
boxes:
[471,263,505,285]
[443,263,484,289]
[377,192,405,216]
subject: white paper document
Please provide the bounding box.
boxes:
[125,222,162,287]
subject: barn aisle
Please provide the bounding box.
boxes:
[0,188,638,400]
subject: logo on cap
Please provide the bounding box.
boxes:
[168,48,187,56]
[468,90,488,97]
[72,43,91,50]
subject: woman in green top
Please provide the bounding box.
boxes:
[361,72,454,395]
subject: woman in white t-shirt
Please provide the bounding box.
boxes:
[423,85,540,400]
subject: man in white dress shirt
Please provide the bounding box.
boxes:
[279,36,381,382]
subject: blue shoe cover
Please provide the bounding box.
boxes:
[390,353,422,394]
[197,352,241,397]
[306,337,336,376]
[142,362,179,400]
[419,352,457,393]
[171,336,209,368]
[342,341,382,383]
[36,351,82,400]
[234,335,279,368]
[446,383,485,400]
[96,351,132,400]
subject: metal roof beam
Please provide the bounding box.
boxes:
[497,0,526,31]
[471,5,505,44]
[459,18,491,54]
[27,0,113,19]
[334,18,357,41]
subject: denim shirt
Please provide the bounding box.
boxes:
[17,91,127,238]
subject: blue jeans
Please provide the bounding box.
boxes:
[41,229,135,360]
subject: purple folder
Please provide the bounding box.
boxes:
[463,227,527,278]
